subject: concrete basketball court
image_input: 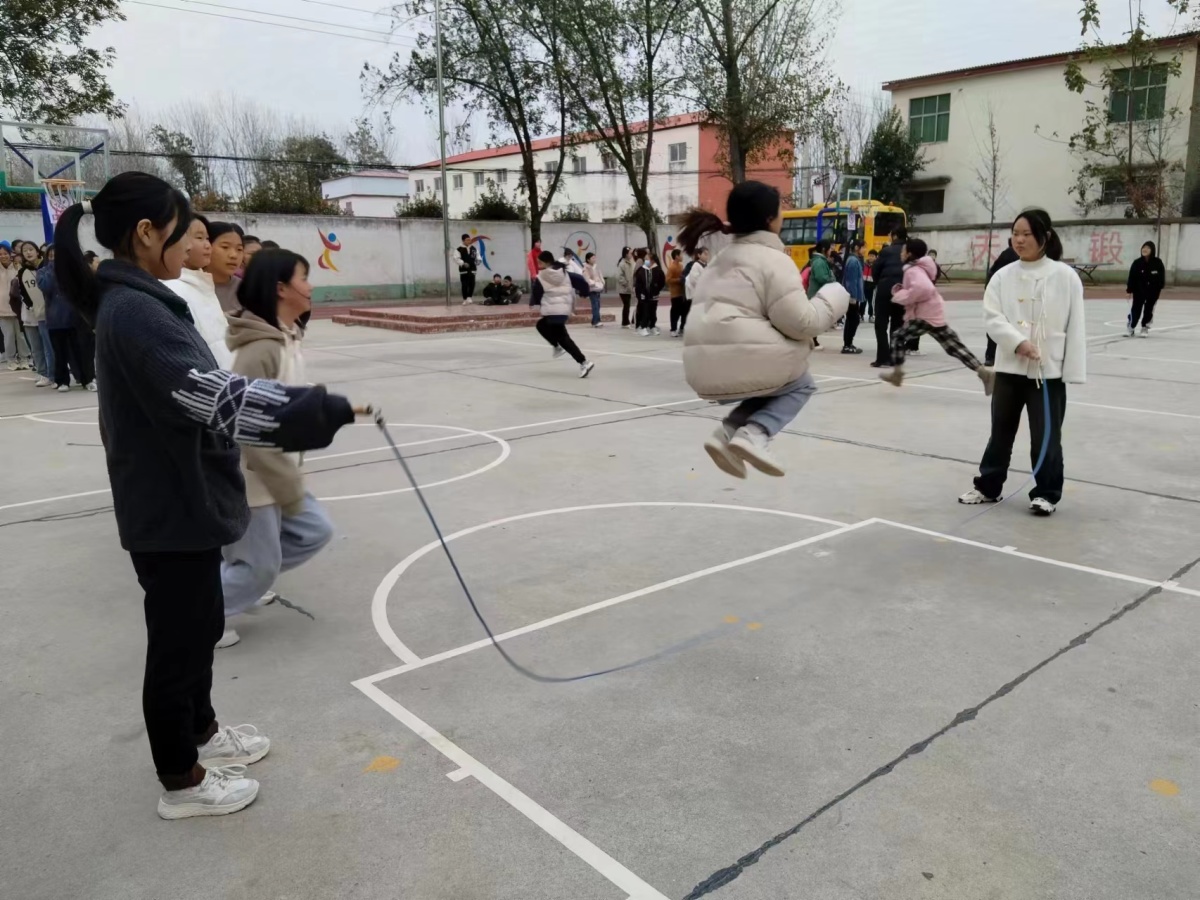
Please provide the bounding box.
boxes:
[2,297,1198,900]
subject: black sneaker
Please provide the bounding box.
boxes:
[841,346,863,354]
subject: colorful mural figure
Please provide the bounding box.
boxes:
[662,234,676,260]
[563,230,597,268]
[317,229,342,271]
[466,228,493,271]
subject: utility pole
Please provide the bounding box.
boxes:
[434,0,452,307]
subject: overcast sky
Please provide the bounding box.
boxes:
[93,0,1186,166]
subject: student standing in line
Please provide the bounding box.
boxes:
[806,239,837,350]
[666,248,686,336]
[163,214,232,368]
[841,241,865,354]
[54,172,361,819]
[526,239,543,287]
[16,242,55,385]
[680,246,709,338]
[959,209,1086,517]
[456,233,479,305]
[38,248,96,392]
[863,248,877,322]
[616,246,635,328]
[1125,241,1165,337]
[634,251,665,336]
[205,222,244,313]
[583,251,605,327]
[983,238,1020,365]
[531,250,595,378]
[870,229,906,367]
[678,181,848,478]
[241,235,263,272]
[219,249,335,649]
[0,242,27,369]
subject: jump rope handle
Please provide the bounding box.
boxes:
[352,404,386,427]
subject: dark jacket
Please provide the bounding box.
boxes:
[93,260,354,553]
[872,242,905,298]
[986,246,1020,286]
[37,266,77,330]
[1126,246,1165,301]
[634,264,666,301]
[456,245,478,274]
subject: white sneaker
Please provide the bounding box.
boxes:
[1126,326,1136,337]
[34,376,51,387]
[85,382,97,392]
[958,488,998,505]
[552,347,565,359]
[157,765,259,820]
[592,322,605,328]
[703,424,747,479]
[1030,497,1056,516]
[669,329,678,337]
[56,384,70,392]
[636,328,649,336]
[1140,326,1150,337]
[728,426,784,477]
[651,327,661,336]
[462,298,474,306]
[5,360,17,371]
[216,626,240,649]
[579,361,595,378]
[197,723,271,767]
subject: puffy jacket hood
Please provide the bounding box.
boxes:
[912,255,938,280]
[538,266,569,289]
[226,308,285,351]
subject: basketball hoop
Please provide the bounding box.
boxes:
[40,178,86,236]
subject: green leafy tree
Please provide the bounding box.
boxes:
[398,196,445,218]
[553,203,590,222]
[344,116,395,166]
[466,183,527,220]
[150,126,204,197]
[241,134,349,214]
[851,107,926,209]
[0,1,125,123]
[618,202,663,224]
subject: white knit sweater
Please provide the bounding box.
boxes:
[983,256,1086,383]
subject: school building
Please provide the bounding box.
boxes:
[409,112,794,223]
[882,31,1200,228]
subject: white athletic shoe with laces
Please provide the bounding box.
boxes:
[1030,497,1056,516]
[579,361,595,378]
[34,376,51,387]
[197,723,271,768]
[728,426,784,477]
[157,765,259,820]
[85,382,97,392]
[56,384,70,392]
[703,424,747,479]
[958,488,998,505]
[216,626,240,649]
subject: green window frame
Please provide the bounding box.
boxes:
[1109,64,1168,123]
[909,94,950,144]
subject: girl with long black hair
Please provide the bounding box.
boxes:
[959,208,1086,517]
[1125,240,1165,337]
[55,172,360,819]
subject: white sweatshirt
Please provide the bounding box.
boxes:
[162,268,233,369]
[983,256,1086,384]
[685,260,706,300]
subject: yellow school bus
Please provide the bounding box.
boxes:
[780,201,907,270]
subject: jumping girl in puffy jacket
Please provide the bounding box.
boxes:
[678,180,849,479]
[879,238,995,394]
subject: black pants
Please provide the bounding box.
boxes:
[872,293,905,364]
[619,293,632,327]
[669,296,691,332]
[974,374,1067,504]
[1129,293,1158,328]
[863,282,875,317]
[49,327,94,387]
[984,336,997,366]
[535,315,585,364]
[635,297,659,330]
[460,272,476,300]
[843,301,861,347]
[130,548,225,787]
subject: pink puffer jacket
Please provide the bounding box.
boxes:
[891,256,945,326]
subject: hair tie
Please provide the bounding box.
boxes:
[81,200,93,215]
[721,221,732,234]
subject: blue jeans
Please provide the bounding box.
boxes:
[220,493,334,616]
[721,372,818,437]
[24,323,55,378]
[589,292,602,325]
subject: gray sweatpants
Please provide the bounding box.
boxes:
[721,372,818,437]
[221,493,334,617]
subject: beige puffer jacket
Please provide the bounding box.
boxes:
[682,231,849,400]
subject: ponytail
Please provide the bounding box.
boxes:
[1013,207,1063,262]
[678,209,726,256]
[53,171,191,327]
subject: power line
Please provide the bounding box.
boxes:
[178,0,403,37]
[125,0,418,46]
[298,0,393,14]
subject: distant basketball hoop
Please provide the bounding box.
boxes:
[41,179,86,238]
[836,175,873,204]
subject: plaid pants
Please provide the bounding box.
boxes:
[891,319,982,369]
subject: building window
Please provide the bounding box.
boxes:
[415,179,424,193]
[572,156,587,174]
[452,174,463,190]
[632,149,647,171]
[544,161,561,174]
[496,169,507,184]
[474,171,485,186]
[907,189,945,216]
[669,142,687,163]
[909,94,950,143]
[433,176,442,191]
[1109,64,1168,123]
[601,151,617,171]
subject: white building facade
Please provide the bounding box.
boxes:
[321,169,411,217]
[409,113,793,222]
[883,33,1200,228]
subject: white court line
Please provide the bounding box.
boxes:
[352,679,670,900]
[1099,352,1200,366]
[889,379,1200,421]
[1090,321,1200,340]
[445,767,472,782]
[368,505,858,670]
[0,487,112,513]
[0,405,96,421]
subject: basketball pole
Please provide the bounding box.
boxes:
[434,0,452,309]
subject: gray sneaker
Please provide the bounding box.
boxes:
[728,426,785,477]
[197,724,271,768]
[157,765,259,820]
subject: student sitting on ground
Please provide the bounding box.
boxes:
[482,274,508,305]
[501,275,522,305]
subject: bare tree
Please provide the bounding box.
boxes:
[969,101,1009,268]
